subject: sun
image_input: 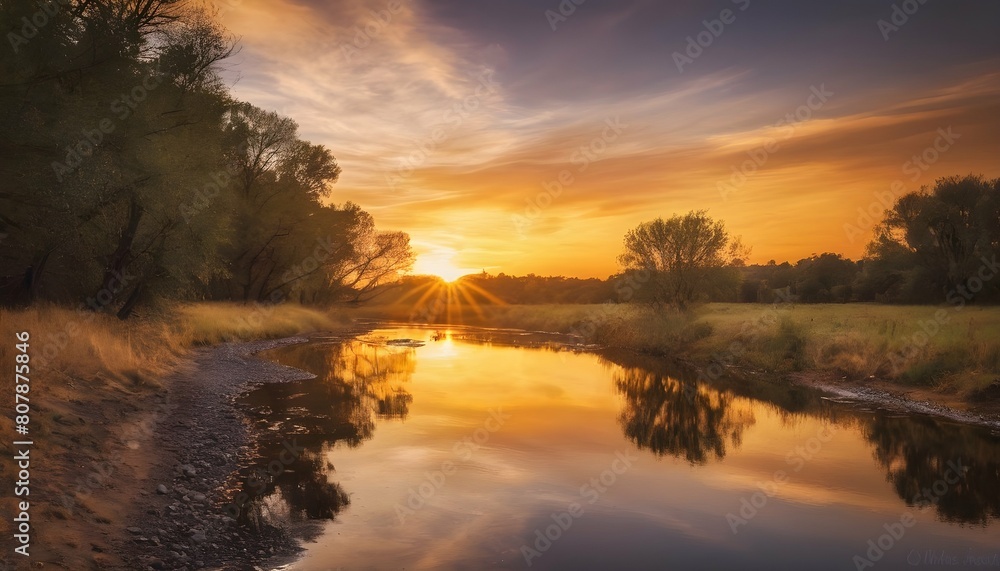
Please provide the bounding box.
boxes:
[413,248,474,282]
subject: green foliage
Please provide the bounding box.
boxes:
[860,175,1000,303]
[0,1,411,315]
[618,210,748,310]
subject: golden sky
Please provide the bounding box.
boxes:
[216,0,1000,278]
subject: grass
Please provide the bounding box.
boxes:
[0,302,347,556]
[0,302,347,391]
[356,300,1000,397]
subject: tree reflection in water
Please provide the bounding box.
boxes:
[230,333,1000,539]
[862,415,1000,526]
[608,360,756,464]
[231,339,415,531]
[603,350,1000,525]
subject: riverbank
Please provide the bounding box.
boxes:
[113,336,323,570]
[0,303,349,570]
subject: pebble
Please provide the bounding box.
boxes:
[118,338,316,569]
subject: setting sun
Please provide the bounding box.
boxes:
[412,247,475,282]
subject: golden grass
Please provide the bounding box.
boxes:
[0,302,346,390]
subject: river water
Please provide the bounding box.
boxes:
[236,325,1000,571]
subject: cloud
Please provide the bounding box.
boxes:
[217,0,1000,277]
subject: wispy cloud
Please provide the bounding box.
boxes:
[218,0,1000,277]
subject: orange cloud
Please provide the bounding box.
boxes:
[217,1,1000,277]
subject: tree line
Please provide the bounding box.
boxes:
[376,175,999,308]
[0,0,413,318]
[620,174,1000,307]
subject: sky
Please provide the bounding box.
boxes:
[215,0,1000,279]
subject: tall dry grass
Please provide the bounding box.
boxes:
[0,302,346,390]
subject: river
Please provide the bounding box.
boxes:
[233,325,1000,570]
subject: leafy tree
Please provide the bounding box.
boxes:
[618,210,748,309]
[0,0,235,315]
[0,2,409,314]
[861,175,1000,303]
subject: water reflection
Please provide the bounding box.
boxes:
[230,339,415,529]
[601,349,1000,525]
[611,363,756,464]
[227,328,1000,570]
[863,415,1000,525]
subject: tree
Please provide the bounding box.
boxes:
[0,2,411,314]
[861,175,1000,303]
[0,0,235,314]
[618,211,748,309]
[328,209,415,303]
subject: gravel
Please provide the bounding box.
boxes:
[116,336,323,571]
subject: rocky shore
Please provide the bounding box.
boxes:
[115,337,318,571]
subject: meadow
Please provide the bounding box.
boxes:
[4,300,997,402]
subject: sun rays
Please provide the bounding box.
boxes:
[392,276,508,325]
